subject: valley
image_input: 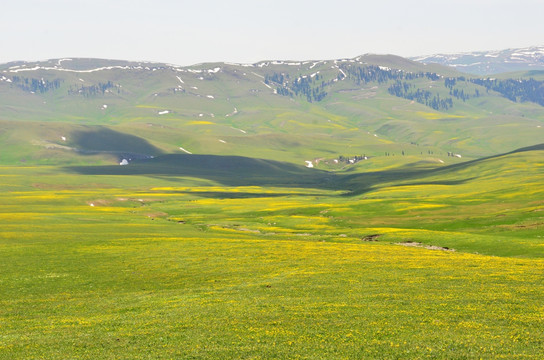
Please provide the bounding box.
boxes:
[1,53,543,358]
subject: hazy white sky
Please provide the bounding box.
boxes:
[1,0,543,65]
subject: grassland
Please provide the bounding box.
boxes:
[1,56,544,358]
[1,143,543,359]
[2,56,544,169]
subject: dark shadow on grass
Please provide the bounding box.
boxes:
[173,191,321,199]
[66,154,338,190]
[65,143,544,195]
[340,143,543,195]
[339,168,476,196]
[70,126,164,159]
[414,142,544,175]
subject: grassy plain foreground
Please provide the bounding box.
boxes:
[1,147,543,359]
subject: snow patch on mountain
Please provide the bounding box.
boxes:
[412,46,544,75]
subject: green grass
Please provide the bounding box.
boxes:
[2,57,544,168]
[3,230,542,359]
[1,57,544,358]
[1,144,543,358]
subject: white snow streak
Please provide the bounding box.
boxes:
[225,107,238,117]
[9,65,142,73]
[57,58,73,66]
[224,62,254,68]
[231,127,247,134]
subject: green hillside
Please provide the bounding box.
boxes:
[1,56,543,167]
[1,142,543,358]
[1,55,543,359]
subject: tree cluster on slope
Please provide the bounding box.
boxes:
[470,78,544,106]
[265,73,328,102]
[68,81,120,97]
[341,65,454,111]
[387,81,453,110]
[266,65,449,109]
[341,65,440,84]
[10,76,62,94]
[444,77,481,101]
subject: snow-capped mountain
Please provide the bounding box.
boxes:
[412,46,544,75]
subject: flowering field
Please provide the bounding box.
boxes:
[1,151,543,358]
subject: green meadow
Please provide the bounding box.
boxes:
[1,57,544,358]
[1,143,543,359]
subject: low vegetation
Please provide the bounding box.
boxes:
[1,143,543,358]
[1,56,543,358]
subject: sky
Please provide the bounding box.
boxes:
[1,0,543,66]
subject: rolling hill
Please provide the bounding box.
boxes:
[2,51,544,359]
[1,54,543,169]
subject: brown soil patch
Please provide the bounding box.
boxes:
[362,234,381,242]
[397,241,454,252]
[144,211,168,219]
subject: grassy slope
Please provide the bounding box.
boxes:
[1,145,543,358]
[1,57,543,167]
[1,57,543,358]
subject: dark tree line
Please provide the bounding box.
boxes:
[470,77,544,106]
[265,73,286,85]
[387,80,453,110]
[266,72,328,102]
[291,76,328,102]
[266,65,544,110]
[68,81,120,97]
[342,65,441,85]
[266,65,444,103]
[10,76,62,93]
[444,77,480,101]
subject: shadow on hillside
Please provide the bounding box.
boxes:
[66,154,337,190]
[70,127,164,159]
[337,142,542,195]
[423,142,544,174]
[65,153,479,195]
[339,164,478,196]
[65,142,544,196]
[169,191,325,199]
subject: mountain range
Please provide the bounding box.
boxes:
[412,45,544,75]
[0,48,543,169]
[3,45,544,359]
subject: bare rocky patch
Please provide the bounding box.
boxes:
[362,234,381,242]
[397,241,454,252]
